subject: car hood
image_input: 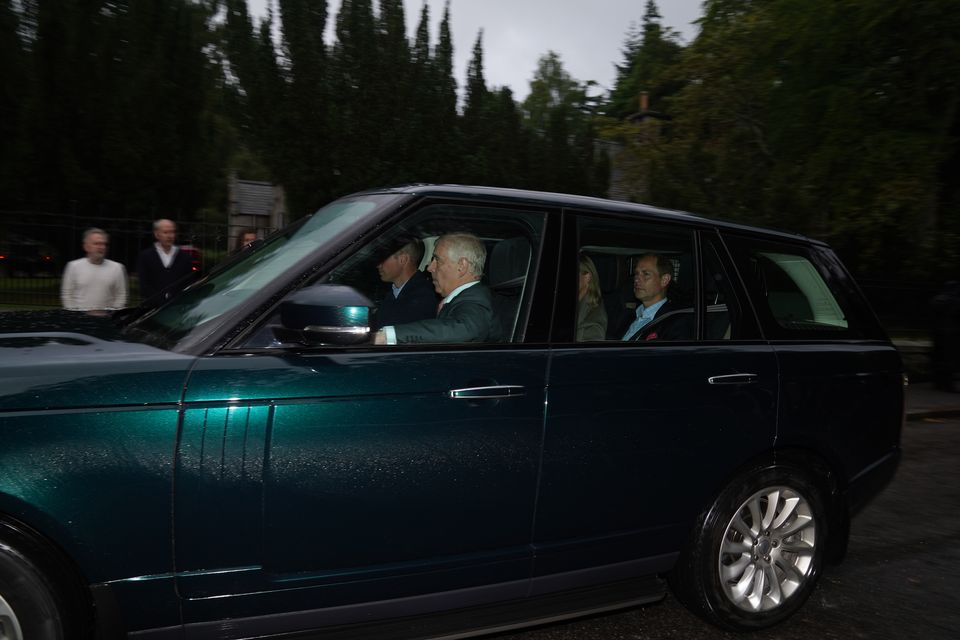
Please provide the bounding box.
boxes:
[0,309,128,338]
[0,310,195,412]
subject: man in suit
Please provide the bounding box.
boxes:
[374,232,498,344]
[621,253,691,341]
[374,236,438,328]
[136,218,195,305]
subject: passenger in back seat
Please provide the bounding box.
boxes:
[577,254,608,341]
[621,253,689,341]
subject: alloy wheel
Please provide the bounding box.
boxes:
[0,593,24,640]
[718,485,817,613]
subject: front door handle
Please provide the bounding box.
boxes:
[449,385,526,400]
[707,373,759,385]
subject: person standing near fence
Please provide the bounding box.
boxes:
[234,228,258,253]
[137,218,193,305]
[61,227,128,313]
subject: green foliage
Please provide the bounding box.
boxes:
[605,0,960,279]
[3,0,230,221]
[3,0,608,228]
[0,2,28,202]
[523,51,607,196]
[606,0,684,119]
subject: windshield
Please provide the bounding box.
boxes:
[127,193,404,348]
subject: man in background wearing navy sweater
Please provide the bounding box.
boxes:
[136,218,194,306]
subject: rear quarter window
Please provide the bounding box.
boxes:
[724,235,884,341]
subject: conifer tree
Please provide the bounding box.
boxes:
[433,2,460,182]
[0,2,28,203]
[278,0,333,210]
[374,0,411,183]
[606,0,683,119]
[461,30,491,183]
[331,0,378,192]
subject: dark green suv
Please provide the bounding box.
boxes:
[0,186,903,639]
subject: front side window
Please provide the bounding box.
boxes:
[241,203,547,348]
[128,194,403,350]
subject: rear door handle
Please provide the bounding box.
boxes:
[707,373,758,385]
[449,385,526,400]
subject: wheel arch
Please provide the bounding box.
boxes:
[687,445,850,567]
[670,447,842,630]
[0,511,96,636]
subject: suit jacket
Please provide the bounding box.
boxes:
[375,270,439,329]
[393,282,498,344]
[137,245,194,304]
[626,299,693,341]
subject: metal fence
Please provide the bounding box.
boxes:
[1,210,232,308]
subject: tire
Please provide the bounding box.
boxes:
[0,542,66,640]
[670,464,828,630]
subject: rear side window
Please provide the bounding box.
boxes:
[756,252,847,331]
[725,235,879,340]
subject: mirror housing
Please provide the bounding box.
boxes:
[277,285,373,346]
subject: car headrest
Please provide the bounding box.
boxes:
[590,254,620,293]
[489,237,531,289]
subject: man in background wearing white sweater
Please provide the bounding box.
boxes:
[61,227,128,313]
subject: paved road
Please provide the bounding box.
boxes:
[499,417,960,640]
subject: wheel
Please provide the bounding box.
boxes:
[0,542,66,640]
[670,464,828,630]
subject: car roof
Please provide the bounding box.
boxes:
[356,184,825,247]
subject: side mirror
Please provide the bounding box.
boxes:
[277,285,373,346]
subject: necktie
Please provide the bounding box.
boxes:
[437,300,445,316]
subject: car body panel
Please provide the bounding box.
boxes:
[773,343,904,481]
[175,348,548,622]
[0,312,193,593]
[535,343,778,576]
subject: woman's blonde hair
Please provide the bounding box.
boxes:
[579,254,602,308]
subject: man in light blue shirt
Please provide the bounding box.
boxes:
[622,253,674,340]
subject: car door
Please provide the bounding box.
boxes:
[722,235,904,490]
[532,215,779,581]
[174,202,558,631]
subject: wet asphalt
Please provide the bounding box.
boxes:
[498,416,960,640]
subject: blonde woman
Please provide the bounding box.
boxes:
[577,254,608,341]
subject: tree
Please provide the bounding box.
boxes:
[606,0,684,119]
[608,0,960,279]
[15,0,226,219]
[372,0,411,183]
[0,2,28,204]
[278,0,333,211]
[330,0,379,192]
[522,51,605,195]
[432,1,460,182]
[460,30,491,183]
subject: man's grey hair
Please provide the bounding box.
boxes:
[83,227,108,242]
[153,218,176,231]
[440,233,486,277]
